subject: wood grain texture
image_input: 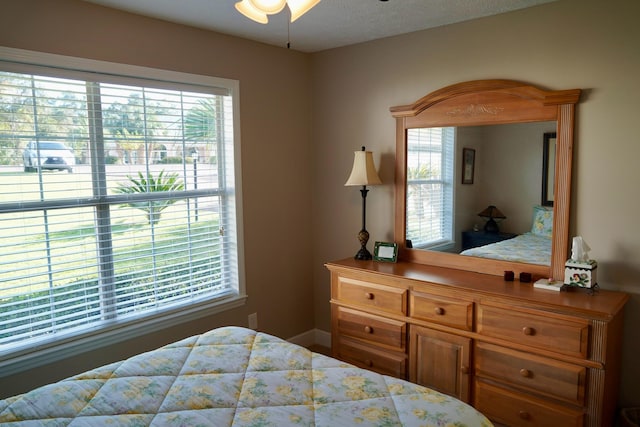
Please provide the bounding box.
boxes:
[326,258,628,427]
[410,291,474,331]
[335,335,407,378]
[475,380,584,427]
[475,341,586,405]
[410,325,471,403]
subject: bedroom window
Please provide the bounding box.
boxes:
[405,127,455,250]
[0,48,245,370]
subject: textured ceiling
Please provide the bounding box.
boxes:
[82,0,556,52]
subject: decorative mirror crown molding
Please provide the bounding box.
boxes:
[447,104,505,117]
[390,79,581,118]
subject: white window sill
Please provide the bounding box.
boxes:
[0,294,247,378]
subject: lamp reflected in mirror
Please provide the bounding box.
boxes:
[478,205,506,233]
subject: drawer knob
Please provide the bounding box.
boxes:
[434,307,445,315]
[364,325,373,334]
[364,359,373,367]
[522,326,535,336]
[461,366,469,375]
[519,411,531,420]
[365,292,374,300]
[520,368,532,378]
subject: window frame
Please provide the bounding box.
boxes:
[0,47,246,376]
[405,126,455,250]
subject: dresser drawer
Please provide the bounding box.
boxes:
[475,380,584,427]
[336,276,407,316]
[477,304,589,358]
[336,306,406,350]
[475,342,586,405]
[335,336,407,378]
[410,291,473,331]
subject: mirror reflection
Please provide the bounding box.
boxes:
[392,80,580,279]
[405,121,556,266]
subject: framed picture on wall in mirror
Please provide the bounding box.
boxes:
[462,148,475,184]
[542,132,556,206]
[373,241,398,262]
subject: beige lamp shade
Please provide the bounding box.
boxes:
[345,148,382,186]
[249,0,287,13]
[235,0,269,23]
[235,0,320,23]
[288,0,321,22]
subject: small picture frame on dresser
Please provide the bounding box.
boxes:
[373,241,398,262]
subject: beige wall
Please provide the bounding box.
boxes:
[311,0,640,407]
[0,0,315,397]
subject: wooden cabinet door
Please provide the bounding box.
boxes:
[409,325,471,403]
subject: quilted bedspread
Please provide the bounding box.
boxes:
[461,232,551,266]
[0,326,492,426]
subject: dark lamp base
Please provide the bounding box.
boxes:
[354,247,372,260]
[484,218,499,233]
[354,228,372,260]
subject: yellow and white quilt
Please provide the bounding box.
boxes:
[0,326,491,426]
[461,232,551,265]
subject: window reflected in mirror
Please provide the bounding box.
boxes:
[406,127,454,251]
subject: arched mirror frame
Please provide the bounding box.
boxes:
[391,80,581,280]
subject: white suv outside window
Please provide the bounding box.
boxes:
[23,141,75,173]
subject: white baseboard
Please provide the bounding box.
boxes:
[287,328,331,348]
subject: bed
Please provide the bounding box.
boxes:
[0,326,492,426]
[460,205,553,265]
[460,231,551,265]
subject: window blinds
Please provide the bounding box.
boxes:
[405,127,455,249]
[0,62,240,355]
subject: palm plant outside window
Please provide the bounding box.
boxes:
[0,51,243,367]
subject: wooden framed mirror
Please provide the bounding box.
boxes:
[390,80,581,280]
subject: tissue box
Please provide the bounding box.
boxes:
[564,260,598,288]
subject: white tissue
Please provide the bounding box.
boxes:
[571,236,591,262]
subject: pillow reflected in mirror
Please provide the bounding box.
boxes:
[531,205,553,238]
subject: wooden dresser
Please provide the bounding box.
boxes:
[326,258,628,427]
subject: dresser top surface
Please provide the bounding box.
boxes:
[326,258,628,319]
